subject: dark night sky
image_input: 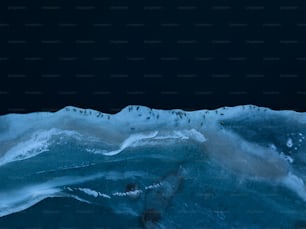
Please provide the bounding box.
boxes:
[1,0,306,114]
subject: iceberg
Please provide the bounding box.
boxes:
[0,105,305,228]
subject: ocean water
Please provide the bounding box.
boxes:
[0,105,306,229]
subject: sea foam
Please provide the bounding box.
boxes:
[0,105,305,228]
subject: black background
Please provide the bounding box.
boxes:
[1,0,306,114]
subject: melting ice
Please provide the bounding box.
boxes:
[0,105,306,228]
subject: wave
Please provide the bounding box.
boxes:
[98,131,159,156]
[0,128,82,166]
[0,105,306,228]
[281,172,306,201]
[94,129,206,156]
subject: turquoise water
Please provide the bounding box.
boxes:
[0,105,306,228]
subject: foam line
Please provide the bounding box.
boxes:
[0,128,81,166]
[102,131,159,156]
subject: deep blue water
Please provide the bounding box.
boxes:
[0,105,306,228]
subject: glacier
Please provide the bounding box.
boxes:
[0,105,306,228]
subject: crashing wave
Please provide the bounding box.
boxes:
[0,105,306,228]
